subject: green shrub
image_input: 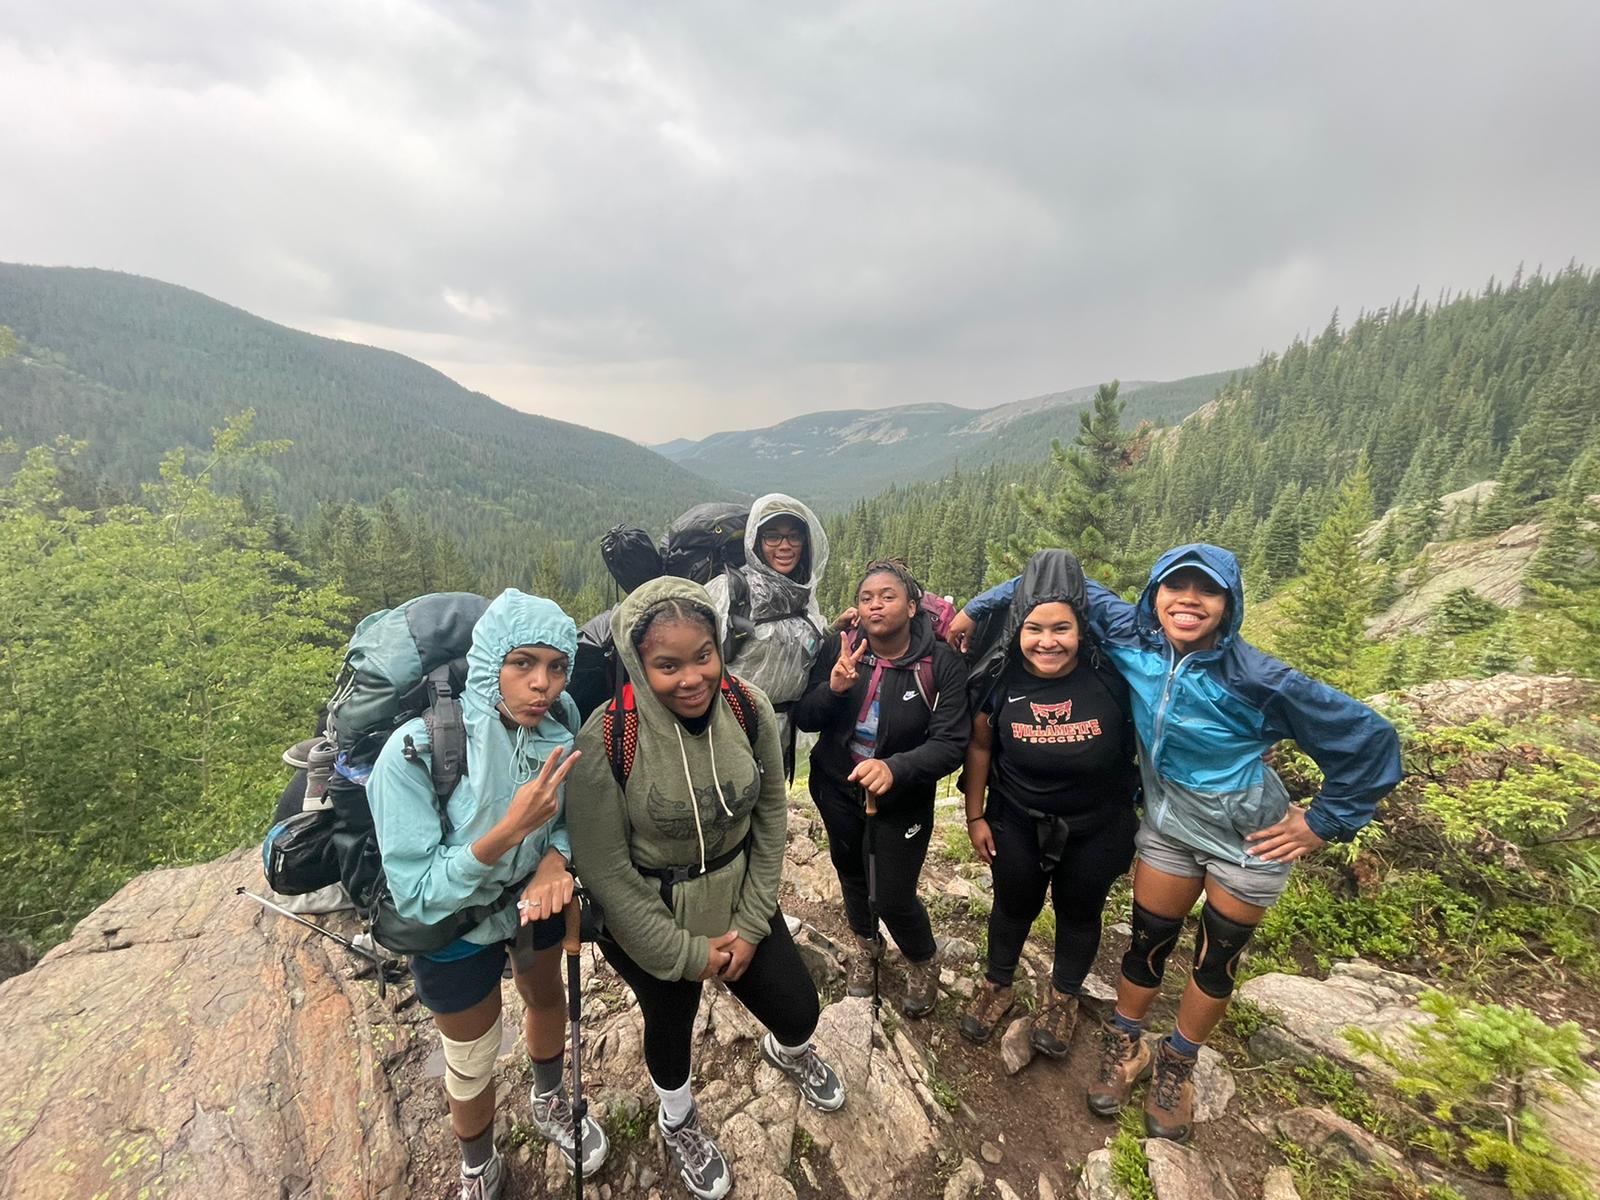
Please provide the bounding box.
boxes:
[1346,990,1597,1200]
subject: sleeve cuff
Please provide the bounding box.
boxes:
[1304,804,1344,843]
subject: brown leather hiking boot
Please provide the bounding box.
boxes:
[902,952,939,1018]
[846,934,880,999]
[958,980,1014,1044]
[1144,1040,1198,1142]
[1030,989,1079,1058]
[1086,1022,1153,1117]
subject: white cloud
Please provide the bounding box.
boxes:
[3,1,1599,441]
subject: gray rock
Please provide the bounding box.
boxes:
[1238,960,1430,1077]
[996,1181,1024,1200]
[1039,1172,1059,1200]
[942,937,979,964]
[785,913,802,936]
[1531,1077,1600,1183]
[980,1140,1004,1165]
[1000,1016,1036,1075]
[948,975,976,1000]
[1191,1047,1236,1122]
[943,1156,987,1200]
[1271,1107,1414,1179]
[1143,1138,1242,1200]
[1262,1166,1300,1200]
[1081,973,1119,1003]
[1075,1149,1130,1200]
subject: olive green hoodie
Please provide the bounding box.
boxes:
[566,577,787,982]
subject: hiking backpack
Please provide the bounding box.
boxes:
[262,592,579,955]
[657,502,749,583]
[600,675,761,787]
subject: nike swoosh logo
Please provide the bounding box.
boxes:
[1008,694,1027,703]
[902,690,918,701]
[904,824,922,839]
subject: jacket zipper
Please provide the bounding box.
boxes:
[1150,644,1183,825]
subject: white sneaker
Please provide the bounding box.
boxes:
[459,1149,503,1200]
[528,1086,610,1175]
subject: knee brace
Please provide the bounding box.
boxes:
[440,1013,503,1102]
[1120,902,1184,989]
[1190,903,1258,999]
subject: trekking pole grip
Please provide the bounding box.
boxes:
[562,897,582,955]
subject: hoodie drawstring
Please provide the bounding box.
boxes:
[674,724,709,874]
[706,720,734,818]
[510,723,538,784]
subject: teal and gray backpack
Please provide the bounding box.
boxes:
[263,592,578,955]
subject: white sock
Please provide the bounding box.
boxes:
[772,1034,811,1061]
[653,1077,694,1129]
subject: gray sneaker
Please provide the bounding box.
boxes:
[659,1104,732,1200]
[760,1032,845,1112]
[459,1149,503,1200]
[529,1086,610,1175]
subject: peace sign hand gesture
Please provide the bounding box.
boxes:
[505,745,582,840]
[830,636,869,695]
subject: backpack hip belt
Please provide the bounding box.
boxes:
[636,830,753,907]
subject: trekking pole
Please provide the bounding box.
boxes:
[862,786,881,1022]
[235,886,397,999]
[563,895,587,1200]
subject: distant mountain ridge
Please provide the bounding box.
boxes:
[656,371,1239,509]
[0,264,726,584]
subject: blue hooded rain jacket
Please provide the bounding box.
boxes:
[366,588,580,952]
[965,545,1402,876]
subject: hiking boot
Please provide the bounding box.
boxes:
[1030,989,1080,1058]
[1086,1022,1153,1117]
[902,951,939,1018]
[958,980,1014,1044]
[760,1032,846,1112]
[1143,1040,1198,1143]
[659,1103,732,1200]
[846,933,881,999]
[528,1086,610,1175]
[459,1149,504,1200]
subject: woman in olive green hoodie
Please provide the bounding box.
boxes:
[567,577,844,1200]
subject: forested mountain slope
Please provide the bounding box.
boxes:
[818,267,1600,623]
[657,369,1238,509]
[0,264,725,586]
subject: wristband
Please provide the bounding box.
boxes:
[965,815,984,824]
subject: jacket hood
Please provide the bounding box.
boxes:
[612,575,724,730]
[1002,549,1088,657]
[745,493,829,597]
[464,588,579,722]
[1136,543,1245,646]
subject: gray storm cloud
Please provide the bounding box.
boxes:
[3,1,1598,441]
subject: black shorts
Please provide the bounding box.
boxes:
[408,915,564,1015]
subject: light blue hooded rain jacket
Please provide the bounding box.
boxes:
[367,588,580,951]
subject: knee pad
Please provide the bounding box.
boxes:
[1191,904,1258,999]
[1120,902,1184,989]
[440,1013,503,1102]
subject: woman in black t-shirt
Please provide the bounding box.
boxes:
[958,550,1138,1055]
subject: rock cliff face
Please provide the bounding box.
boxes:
[0,850,412,1200]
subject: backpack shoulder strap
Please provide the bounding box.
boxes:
[604,682,640,789]
[912,656,937,711]
[720,675,761,751]
[418,664,467,799]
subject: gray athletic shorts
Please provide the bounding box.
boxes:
[1134,821,1291,910]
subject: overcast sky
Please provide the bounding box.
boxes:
[3,2,1598,443]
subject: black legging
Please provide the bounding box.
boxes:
[811,778,937,963]
[985,799,1137,993]
[599,907,819,1089]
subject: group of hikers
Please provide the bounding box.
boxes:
[272,491,1403,1200]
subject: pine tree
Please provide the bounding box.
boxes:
[1276,459,1374,689]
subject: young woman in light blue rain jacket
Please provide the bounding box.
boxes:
[951,544,1402,1144]
[367,588,608,1199]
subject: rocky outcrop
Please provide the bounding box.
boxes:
[0,850,412,1200]
[1237,959,1430,1074]
[1372,673,1600,728]
[1367,523,1541,637]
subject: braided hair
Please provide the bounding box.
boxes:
[629,595,720,657]
[855,557,923,602]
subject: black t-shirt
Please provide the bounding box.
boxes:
[986,661,1137,825]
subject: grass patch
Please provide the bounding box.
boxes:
[1109,1108,1155,1200]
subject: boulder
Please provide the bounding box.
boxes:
[1144,1139,1242,1200]
[797,997,937,1198]
[1238,960,1429,1073]
[1373,673,1600,728]
[0,851,411,1199]
[1270,1107,1413,1179]
[1262,1166,1300,1200]
[1191,1046,1236,1122]
[943,1156,987,1200]
[1532,1077,1600,1183]
[1076,1148,1130,1200]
